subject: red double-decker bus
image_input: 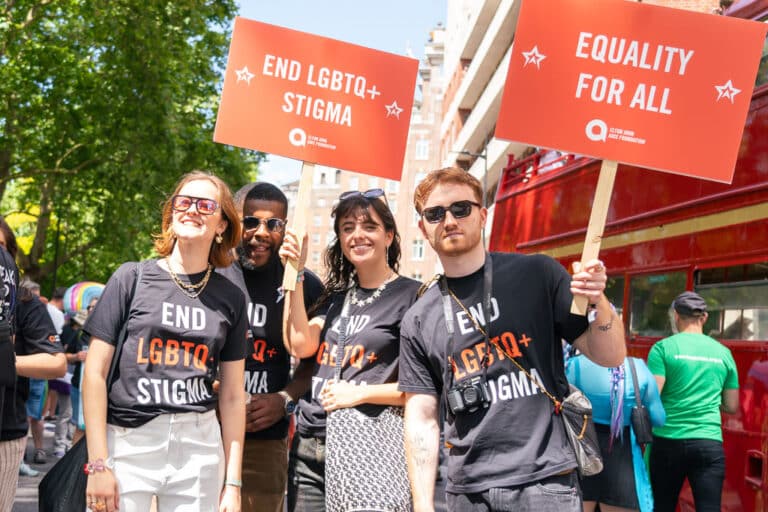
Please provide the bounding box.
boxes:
[489,3,768,510]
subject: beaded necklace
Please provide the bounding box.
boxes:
[165,257,213,299]
[348,271,396,307]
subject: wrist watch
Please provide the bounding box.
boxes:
[278,390,297,416]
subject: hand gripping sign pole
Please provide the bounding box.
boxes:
[570,159,617,314]
[282,161,314,291]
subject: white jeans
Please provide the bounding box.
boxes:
[107,410,224,512]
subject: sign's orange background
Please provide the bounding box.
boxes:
[214,18,419,180]
[496,0,767,184]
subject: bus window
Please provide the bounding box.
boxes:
[695,262,768,341]
[629,272,686,337]
[755,18,767,87]
[605,275,625,319]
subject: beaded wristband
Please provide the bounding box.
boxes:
[83,458,108,475]
[296,269,305,283]
[225,478,243,488]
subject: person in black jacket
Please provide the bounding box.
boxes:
[0,217,66,509]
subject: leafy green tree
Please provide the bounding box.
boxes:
[1,0,262,291]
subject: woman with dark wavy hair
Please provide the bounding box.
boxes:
[281,188,420,512]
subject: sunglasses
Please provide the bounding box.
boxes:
[338,188,386,201]
[242,216,286,234]
[171,195,219,216]
[422,200,481,224]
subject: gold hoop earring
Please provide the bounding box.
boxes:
[215,234,223,244]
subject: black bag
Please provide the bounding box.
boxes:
[38,262,144,512]
[560,384,604,476]
[627,357,654,446]
[0,319,15,387]
[38,438,88,512]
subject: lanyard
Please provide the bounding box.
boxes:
[438,252,493,391]
[332,289,355,381]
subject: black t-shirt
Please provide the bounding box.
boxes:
[1,294,62,440]
[297,276,420,438]
[398,252,589,493]
[64,326,89,388]
[84,260,247,428]
[218,258,323,440]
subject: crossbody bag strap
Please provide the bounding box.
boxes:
[332,289,354,381]
[107,261,144,386]
[627,357,642,407]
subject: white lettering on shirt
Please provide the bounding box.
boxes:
[161,302,206,330]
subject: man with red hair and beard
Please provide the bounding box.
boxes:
[220,182,323,512]
[398,167,626,512]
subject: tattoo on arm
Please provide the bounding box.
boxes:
[597,319,613,332]
[411,430,437,469]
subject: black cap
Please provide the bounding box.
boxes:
[673,291,707,316]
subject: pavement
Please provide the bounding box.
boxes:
[13,420,448,511]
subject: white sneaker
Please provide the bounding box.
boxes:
[18,462,40,477]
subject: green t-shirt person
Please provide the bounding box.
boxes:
[648,293,739,442]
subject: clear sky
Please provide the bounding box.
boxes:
[234,0,446,185]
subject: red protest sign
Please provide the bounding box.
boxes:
[214,18,419,181]
[495,0,767,184]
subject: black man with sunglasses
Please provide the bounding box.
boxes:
[219,182,323,512]
[398,167,626,512]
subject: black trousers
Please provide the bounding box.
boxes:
[649,435,725,512]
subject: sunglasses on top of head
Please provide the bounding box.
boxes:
[171,195,219,216]
[338,188,386,202]
[242,216,286,233]
[421,200,481,224]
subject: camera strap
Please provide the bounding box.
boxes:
[438,252,493,394]
[332,289,355,381]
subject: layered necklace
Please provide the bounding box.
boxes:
[165,257,213,299]
[349,270,396,307]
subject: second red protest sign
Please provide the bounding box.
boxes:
[214,18,419,181]
[496,0,767,184]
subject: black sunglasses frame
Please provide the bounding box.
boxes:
[242,216,286,233]
[422,200,481,224]
[171,195,220,216]
[338,188,386,202]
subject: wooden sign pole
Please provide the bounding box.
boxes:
[571,159,618,315]
[282,161,315,291]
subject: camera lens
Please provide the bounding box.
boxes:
[463,387,478,404]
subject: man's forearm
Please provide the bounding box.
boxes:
[404,402,440,512]
[577,295,626,367]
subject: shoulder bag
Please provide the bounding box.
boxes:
[39,262,144,512]
[627,357,654,446]
[325,290,412,512]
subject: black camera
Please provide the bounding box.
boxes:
[446,376,491,414]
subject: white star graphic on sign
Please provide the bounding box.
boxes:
[385,101,404,119]
[235,66,255,85]
[714,80,741,103]
[522,46,546,69]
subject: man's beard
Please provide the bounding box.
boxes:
[237,244,277,271]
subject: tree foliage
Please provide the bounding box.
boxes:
[0,0,262,292]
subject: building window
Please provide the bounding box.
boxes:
[312,252,320,264]
[317,198,326,207]
[349,176,359,190]
[387,180,399,193]
[415,140,430,161]
[411,271,423,282]
[412,239,425,261]
[414,171,427,188]
[389,201,398,215]
[313,215,322,227]
[368,177,379,189]
[312,233,321,244]
[413,208,421,226]
[326,231,336,246]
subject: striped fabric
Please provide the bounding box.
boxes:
[0,436,27,511]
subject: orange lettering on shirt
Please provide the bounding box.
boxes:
[136,337,149,364]
[193,344,209,370]
[149,338,163,365]
[165,339,180,366]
